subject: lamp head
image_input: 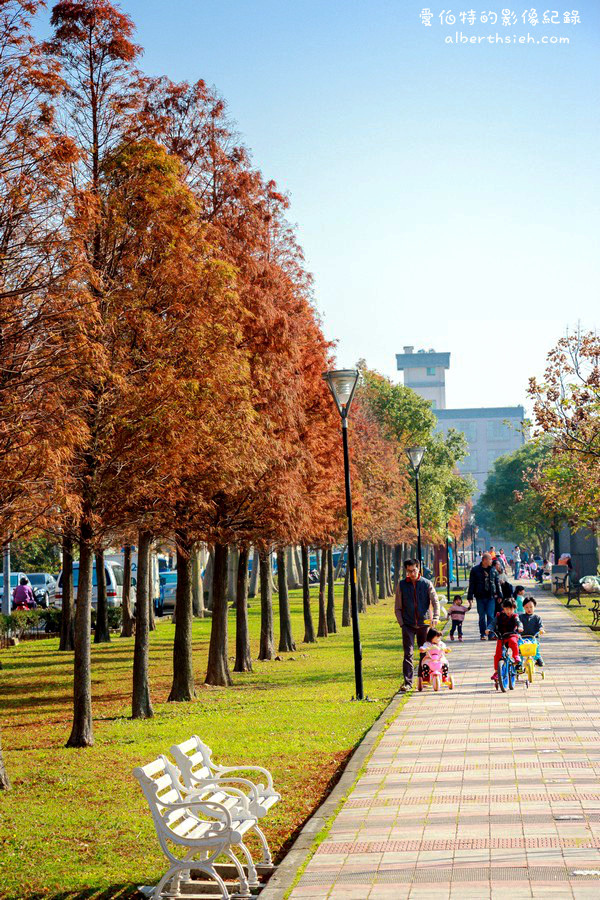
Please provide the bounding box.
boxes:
[322,369,360,418]
[406,446,426,473]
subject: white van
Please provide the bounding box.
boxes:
[105,550,160,609]
[53,560,124,609]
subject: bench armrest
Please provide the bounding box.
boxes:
[159,796,234,828]
[214,764,276,794]
[188,775,260,805]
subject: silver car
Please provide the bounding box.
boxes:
[159,571,177,614]
[26,572,56,608]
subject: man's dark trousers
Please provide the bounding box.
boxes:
[402,623,429,686]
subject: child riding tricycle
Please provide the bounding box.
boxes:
[418,627,454,691]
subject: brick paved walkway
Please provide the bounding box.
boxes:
[288,589,600,898]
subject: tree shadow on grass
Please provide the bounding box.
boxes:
[21,887,142,900]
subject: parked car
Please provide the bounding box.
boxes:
[159,571,177,614]
[26,572,56,609]
[54,561,124,609]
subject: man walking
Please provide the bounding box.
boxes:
[468,551,502,640]
[513,545,521,579]
[395,558,440,691]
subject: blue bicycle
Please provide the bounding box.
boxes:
[493,631,519,693]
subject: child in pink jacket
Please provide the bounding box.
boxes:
[448,594,472,641]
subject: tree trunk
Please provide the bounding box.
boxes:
[356,543,366,613]
[285,545,301,590]
[393,544,401,593]
[370,542,377,605]
[148,553,156,631]
[334,544,347,579]
[227,545,239,604]
[248,547,259,598]
[94,548,110,643]
[66,514,94,748]
[360,541,371,606]
[120,544,134,637]
[326,546,337,634]
[277,548,295,652]
[203,548,214,610]
[317,548,328,638]
[59,530,74,651]
[269,551,278,594]
[0,732,10,791]
[342,565,350,627]
[378,540,386,599]
[168,530,196,700]
[234,546,252,672]
[132,530,153,719]
[361,541,372,606]
[294,546,303,584]
[301,544,316,643]
[205,542,232,686]
[386,544,393,596]
[191,542,204,618]
[258,549,275,660]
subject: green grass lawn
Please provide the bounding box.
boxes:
[0,585,406,899]
[555,589,600,637]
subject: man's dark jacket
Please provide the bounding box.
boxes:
[395,576,439,628]
[467,563,501,602]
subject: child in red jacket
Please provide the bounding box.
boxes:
[487,598,523,681]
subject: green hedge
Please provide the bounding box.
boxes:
[0,606,122,637]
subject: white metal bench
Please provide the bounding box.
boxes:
[170,735,281,867]
[134,756,258,899]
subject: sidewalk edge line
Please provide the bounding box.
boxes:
[259,687,412,900]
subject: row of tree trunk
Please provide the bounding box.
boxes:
[61,527,404,748]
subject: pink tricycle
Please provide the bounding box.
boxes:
[418,645,453,692]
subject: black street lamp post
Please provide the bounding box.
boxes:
[323,368,364,701]
[406,447,426,570]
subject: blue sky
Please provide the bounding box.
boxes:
[40,2,600,411]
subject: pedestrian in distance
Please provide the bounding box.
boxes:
[395,558,440,692]
[467,551,502,641]
[513,544,521,579]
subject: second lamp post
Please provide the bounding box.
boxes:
[406,446,426,571]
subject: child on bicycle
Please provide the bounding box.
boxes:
[520,597,545,667]
[487,598,523,681]
[448,594,471,641]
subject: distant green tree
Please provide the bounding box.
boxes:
[475,439,557,552]
[11,536,62,574]
[420,429,475,540]
[361,367,436,446]
[360,367,474,541]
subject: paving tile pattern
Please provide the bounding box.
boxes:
[288,588,600,898]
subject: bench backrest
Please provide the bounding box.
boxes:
[170,735,215,789]
[133,755,191,837]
